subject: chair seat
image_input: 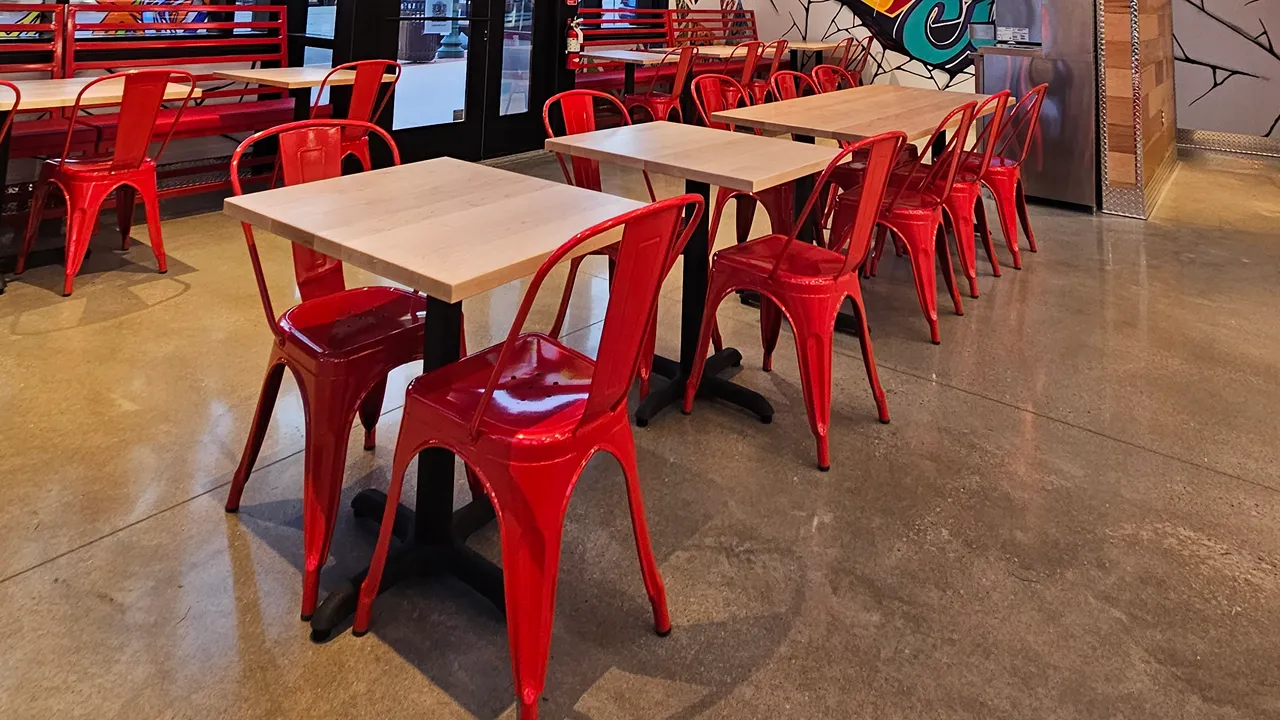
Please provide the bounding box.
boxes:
[406,333,595,439]
[279,285,425,357]
[715,233,847,283]
[11,117,97,158]
[42,155,157,179]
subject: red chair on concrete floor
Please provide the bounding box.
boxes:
[312,60,401,171]
[354,194,704,720]
[222,119,461,621]
[768,69,817,102]
[683,132,905,470]
[624,45,697,123]
[811,63,857,93]
[974,83,1048,270]
[938,90,1011,297]
[863,101,977,344]
[16,69,196,296]
[746,39,789,103]
[543,89,662,394]
[691,74,794,246]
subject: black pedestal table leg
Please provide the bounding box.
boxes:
[931,129,947,161]
[679,68,695,123]
[634,180,774,426]
[790,49,801,73]
[309,297,502,642]
[291,86,312,121]
[624,63,636,97]
[793,134,818,243]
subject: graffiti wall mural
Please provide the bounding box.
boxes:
[1172,0,1280,138]
[724,0,992,89]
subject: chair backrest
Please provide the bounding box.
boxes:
[64,69,196,168]
[229,119,400,332]
[769,70,816,101]
[314,60,402,144]
[691,73,750,131]
[888,101,977,208]
[0,3,64,77]
[763,38,789,78]
[468,194,704,438]
[958,90,1011,182]
[0,81,18,142]
[811,64,856,93]
[654,45,698,102]
[766,132,905,280]
[542,89,656,201]
[831,36,874,82]
[992,83,1048,169]
[723,40,763,86]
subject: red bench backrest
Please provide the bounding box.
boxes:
[668,8,757,46]
[578,8,670,49]
[0,3,64,77]
[65,3,288,102]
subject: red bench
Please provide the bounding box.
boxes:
[573,8,773,94]
[64,3,298,198]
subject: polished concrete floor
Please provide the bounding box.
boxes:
[1,149,1279,719]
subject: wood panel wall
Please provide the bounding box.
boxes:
[1140,0,1176,191]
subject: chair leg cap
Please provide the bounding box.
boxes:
[352,629,368,638]
[817,464,830,472]
[224,505,239,514]
[760,414,773,425]
[300,613,312,622]
[655,626,672,637]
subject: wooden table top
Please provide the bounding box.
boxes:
[710,84,993,143]
[222,158,644,304]
[578,49,675,65]
[782,39,843,51]
[649,44,774,60]
[0,77,202,112]
[545,120,841,194]
[212,66,396,89]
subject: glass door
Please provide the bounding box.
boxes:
[335,0,550,161]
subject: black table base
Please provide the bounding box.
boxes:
[635,178,775,427]
[308,298,505,642]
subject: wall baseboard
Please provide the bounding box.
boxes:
[1177,128,1280,158]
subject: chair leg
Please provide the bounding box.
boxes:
[682,277,733,414]
[936,222,964,317]
[985,176,1023,269]
[789,298,838,471]
[975,195,1001,278]
[893,223,941,344]
[847,287,889,423]
[638,306,658,398]
[358,377,388,451]
[116,185,136,251]
[16,179,54,274]
[760,297,783,371]
[355,432,418,633]
[867,225,889,277]
[609,422,671,635]
[61,183,111,297]
[944,198,979,298]
[707,187,736,246]
[298,379,361,619]
[1016,178,1037,253]
[549,255,585,339]
[226,359,287,512]
[138,175,167,274]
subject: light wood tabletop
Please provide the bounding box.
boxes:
[650,45,775,60]
[0,77,202,112]
[783,39,843,51]
[223,157,644,304]
[578,49,675,65]
[212,66,396,89]
[544,120,840,194]
[710,84,992,143]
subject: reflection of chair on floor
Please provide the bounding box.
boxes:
[502,45,531,113]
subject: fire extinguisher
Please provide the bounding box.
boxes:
[566,16,584,69]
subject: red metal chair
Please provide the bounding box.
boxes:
[0,79,18,143]
[975,83,1048,270]
[829,36,874,84]
[624,45,698,123]
[768,69,817,102]
[353,194,705,720]
[863,102,977,344]
[691,74,794,248]
[719,40,763,101]
[811,63,857,93]
[542,89,661,394]
[222,119,460,621]
[939,90,1011,297]
[683,132,905,470]
[746,39,788,103]
[16,69,196,296]
[312,60,402,171]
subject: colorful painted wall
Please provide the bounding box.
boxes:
[1172,0,1280,139]
[689,0,994,91]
